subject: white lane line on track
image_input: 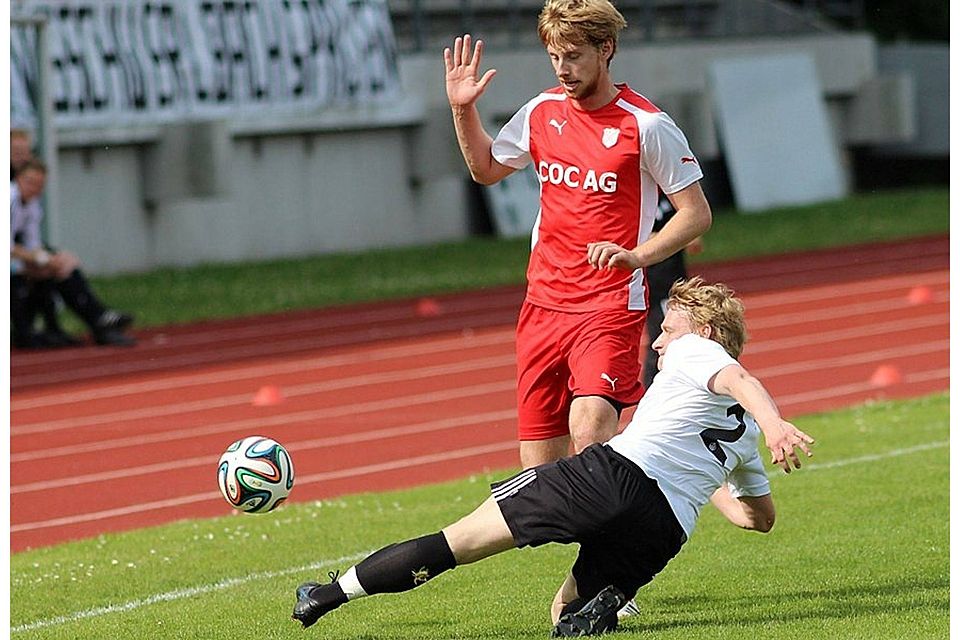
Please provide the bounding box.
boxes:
[12,340,948,491]
[10,308,522,384]
[12,334,949,465]
[738,270,948,309]
[11,380,517,463]
[748,340,948,378]
[12,270,949,411]
[12,409,518,494]
[11,354,516,435]
[9,550,373,635]
[11,441,518,533]
[7,290,520,367]
[11,309,947,436]
[745,313,946,354]
[11,330,516,411]
[746,295,947,330]
[10,439,948,633]
[777,368,949,408]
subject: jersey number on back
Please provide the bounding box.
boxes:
[699,404,747,465]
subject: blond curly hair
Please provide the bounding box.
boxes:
[537,0,627,64]
[667,277,747,359]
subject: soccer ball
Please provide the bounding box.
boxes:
[217,436,294,513]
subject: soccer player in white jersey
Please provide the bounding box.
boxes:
[444,0,712,471]
[292,278,815,636]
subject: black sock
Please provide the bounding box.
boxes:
[354,532,457,595]
[307,581,348,610]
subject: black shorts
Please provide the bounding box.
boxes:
[491,444,685,600]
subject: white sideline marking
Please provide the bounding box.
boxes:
[796,441,948,473]
[9,439,948,633]
[9,550,371,634]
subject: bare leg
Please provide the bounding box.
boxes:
[442,497,516,565]
[568,396,620,453]
[520,435,571,468]
[551,572,580,624]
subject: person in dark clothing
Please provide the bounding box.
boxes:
[10,160,135,348]
[643,193,704,388]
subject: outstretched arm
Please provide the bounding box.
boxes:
[444,35,515,185]
[710,364,815,473]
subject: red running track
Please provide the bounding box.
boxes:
[10,235,949,551]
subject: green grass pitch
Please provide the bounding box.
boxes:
[10,392,948,639]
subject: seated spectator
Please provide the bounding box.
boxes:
[10,160,136,348]
[10,128,80,346]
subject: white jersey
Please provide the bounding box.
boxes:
[10,182,43,251]
[608,334,771,540]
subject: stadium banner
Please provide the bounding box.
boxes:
[10,0,401,131]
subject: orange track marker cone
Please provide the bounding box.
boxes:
[252,385,284,406]
[906,285,934,305]
[415,297,442,318]
[869,364,902,388]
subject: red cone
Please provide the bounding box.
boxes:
[415,297,442,317]
[906,285,934,305]
[869,365,902,388]
[252,385,284,406]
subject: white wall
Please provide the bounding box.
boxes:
[51,32,917,275]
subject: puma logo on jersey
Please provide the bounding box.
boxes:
[549,118,567,135]
[600,373,618,391]
[681,156,698,164]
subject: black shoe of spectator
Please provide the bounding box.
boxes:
[12,331,48,349]
[40,329,83,348]
[94,328,136,347]
[96,309,134,331]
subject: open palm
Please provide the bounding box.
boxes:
[444,34,497,107]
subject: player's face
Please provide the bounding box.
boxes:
[652,308,702,370]
[546,40,611,104]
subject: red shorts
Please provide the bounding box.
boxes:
[515,301,646,441]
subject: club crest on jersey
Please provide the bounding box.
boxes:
[601,127,621,148]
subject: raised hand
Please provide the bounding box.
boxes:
[443,34,497,108]
[764,420,815,473]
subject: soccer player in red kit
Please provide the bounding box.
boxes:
[444,0,712,469]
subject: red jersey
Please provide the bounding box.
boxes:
[491,84,703,312]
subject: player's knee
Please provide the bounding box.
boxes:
[568,420,616,452]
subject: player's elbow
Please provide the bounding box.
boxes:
[471,171,500,186]
[738,494,775,533]
[695,205,712,235]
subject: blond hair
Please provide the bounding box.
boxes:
[667,276,747,358]
[537,0,627,64]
